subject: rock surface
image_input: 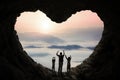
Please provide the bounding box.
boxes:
[0,0,119,80]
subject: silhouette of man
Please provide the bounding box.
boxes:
[56,50,65,74]
[65,54,72,73]
[52,57,56,72]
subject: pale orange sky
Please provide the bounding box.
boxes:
[15,10,103,34]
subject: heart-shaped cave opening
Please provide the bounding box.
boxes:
[15,10,103,72]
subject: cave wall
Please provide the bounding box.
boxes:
[0,0,120,80]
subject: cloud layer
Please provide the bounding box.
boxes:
[24,45,42,48]
[18,32,65,43]
[48,45,83,50]
[29,53,50,57]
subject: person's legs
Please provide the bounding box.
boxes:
[58,62,61,76]
[59,62,62,73]
[67,68,69,72]
[67,64,70,73]
[61,62,63,72]
[59,62,64,75]
[52,62,54,70]
[53,62,55,71]
[58,64,60,73]
[67,65,69,72]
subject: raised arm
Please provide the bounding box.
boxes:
[56,51,59,56]
[65,55,67,59]
[63,50,65,55]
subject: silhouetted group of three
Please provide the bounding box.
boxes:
[52,50,72,74]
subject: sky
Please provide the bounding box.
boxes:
[15,10,103,35]
[15,10,104,71]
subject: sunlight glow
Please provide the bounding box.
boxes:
[40,20,52,34]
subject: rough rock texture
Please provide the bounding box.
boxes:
[0,0,119,80]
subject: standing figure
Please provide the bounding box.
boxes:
[56,50,65,74]
[52,57,56,72]
[65,54,72,73]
